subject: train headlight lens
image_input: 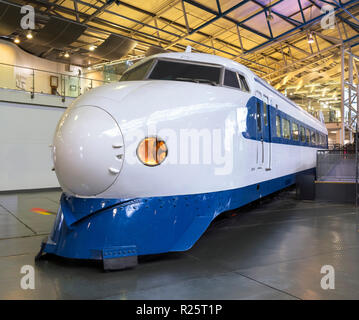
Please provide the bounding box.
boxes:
[137,137,168,166]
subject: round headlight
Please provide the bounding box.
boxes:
[137,137,168,166]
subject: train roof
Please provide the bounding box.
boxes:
[131,51,327,133]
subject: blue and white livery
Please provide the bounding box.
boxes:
[40,52,328,269]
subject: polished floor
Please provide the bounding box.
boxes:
[1,187,359,299]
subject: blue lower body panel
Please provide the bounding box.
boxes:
[42,169,314,260]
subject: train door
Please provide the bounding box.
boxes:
[263,95,272,170]
[255,91,264,169]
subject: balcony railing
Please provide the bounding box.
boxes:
[0,62,111,101]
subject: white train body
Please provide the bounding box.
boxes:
[43,52,327,266]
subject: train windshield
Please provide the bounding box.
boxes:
[120,59,221,86]
[120,59,154,81]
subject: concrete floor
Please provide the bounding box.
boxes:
[1,187,359,300]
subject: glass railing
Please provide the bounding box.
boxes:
[0,62,111,100]
[317,149,357,182]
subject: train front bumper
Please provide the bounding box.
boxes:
[40,192,219,266]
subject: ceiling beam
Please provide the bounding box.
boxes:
[337,15,359,34]
[313,31,342,45]
[82,1,114,24]
[263,43,341,79]
[73,0,80,22]
[74,0,249,55]
[285,41,310,55]
[241,0,358,56]
[182,0,271,41]
[250,0,300,27]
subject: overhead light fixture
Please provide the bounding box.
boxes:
[26,30,33,39]
[308,32,314,44]
[89,45,96,51]
[267,8,274,21]
[267,0,274,21]
[64,52,70,58]
[14,37,20,44]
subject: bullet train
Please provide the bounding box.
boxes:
[39,51,328,269]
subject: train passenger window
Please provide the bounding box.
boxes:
[238,74,250,92]
[292,123,299,141]
[282,119,290,139]
[300,126,305,142]
[311,131,315,144]
[224,70,240,89]
[263,103,268,126]
[306,128,310,143]
[276,115,281,137]
[256,101,262,132]
[315,132,319,145]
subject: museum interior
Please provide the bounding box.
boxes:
[0,0,359,300]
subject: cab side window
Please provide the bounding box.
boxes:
[238,74,249,92]
[223,70,250,92]
[224,70,240,89]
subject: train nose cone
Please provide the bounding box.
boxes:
[53,106,124,196]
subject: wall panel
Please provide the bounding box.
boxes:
[0,102,65,191]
